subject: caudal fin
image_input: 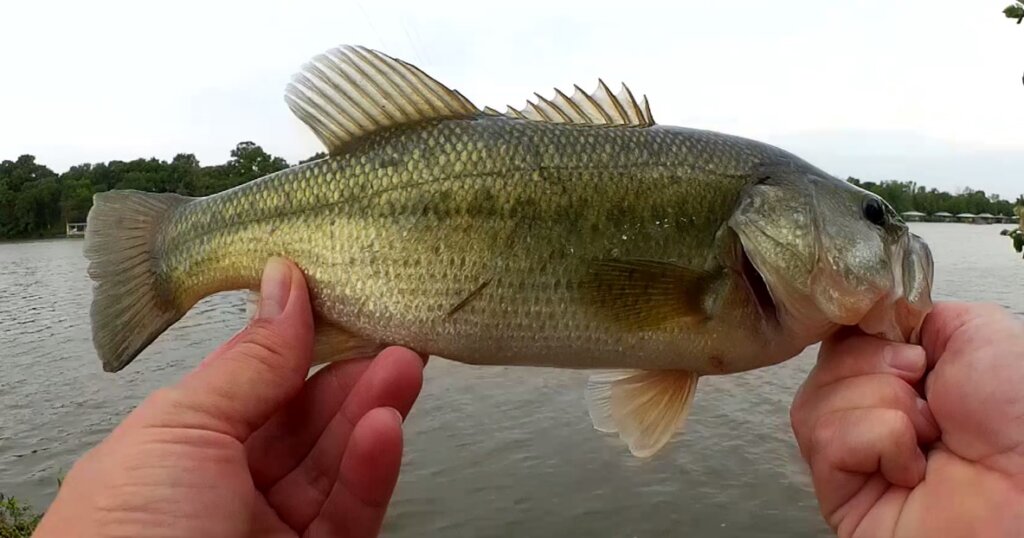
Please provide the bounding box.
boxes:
[84,190,192,372]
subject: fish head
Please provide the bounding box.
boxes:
[729,166,934,345]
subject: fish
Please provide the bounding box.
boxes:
[84,45,934,457]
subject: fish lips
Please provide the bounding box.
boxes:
[856,233,935,344]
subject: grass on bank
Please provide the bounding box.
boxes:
[0,494,41,538]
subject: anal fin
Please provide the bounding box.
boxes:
[247,290,383,366]
[312,320,385,366]
[585,369,699,458]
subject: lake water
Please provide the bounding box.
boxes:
[2,223,1022,537]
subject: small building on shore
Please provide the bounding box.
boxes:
[955,212,978,223]
[932,211,954,222]
[900,211,926,222]
[977,213,996,224]
[66,222,86,237]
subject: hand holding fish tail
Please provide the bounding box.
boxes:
[34,258,425,538]
[791,302,1024,538]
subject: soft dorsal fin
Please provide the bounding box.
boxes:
[285,45,479,154]
[483,80,655,127]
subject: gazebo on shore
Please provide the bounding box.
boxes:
[900,211,926,222]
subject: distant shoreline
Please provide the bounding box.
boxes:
[0,235,83,245]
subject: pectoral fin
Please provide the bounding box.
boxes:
[583,259,717,330]
[585,369,699,458]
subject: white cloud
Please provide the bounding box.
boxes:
[1,0,1020,197]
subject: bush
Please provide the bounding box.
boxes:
[0,494,41,538]
[1011,229,1023,254]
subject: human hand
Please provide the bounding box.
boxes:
[35,258,425,537]
[791,302,1024,537]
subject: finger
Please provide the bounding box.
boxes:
[809,408,926,518]
[248,348,422,488]
[247,357,373,488]
[792,333,928,451]
[919,302,1010,367]
[811,333,927,389]
[339,347,426,422]
[794,373,937,457]
[304,407,404,538]
[148,257,315,441]
[263,347,423,529]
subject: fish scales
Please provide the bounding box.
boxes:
[161,118,784,372]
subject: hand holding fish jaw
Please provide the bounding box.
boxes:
[34,258,426,538]
[791,302,1024,538]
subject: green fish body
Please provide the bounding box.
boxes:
[85,46,934,457]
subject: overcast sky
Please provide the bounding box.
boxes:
[1,0,1021,198]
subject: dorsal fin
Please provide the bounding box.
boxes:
[285,45,479,154]
[483,80,655,127]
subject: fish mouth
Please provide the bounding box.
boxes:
[856,233,935,343]
[739,246,778,325]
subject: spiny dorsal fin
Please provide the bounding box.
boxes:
[285,45,479,154]
[484,80,655,127]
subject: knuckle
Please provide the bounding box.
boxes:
[226,323,305,389]
[240,321,292,360]
[789,390,812,432]
[810,412,844,456]
[875,376,917,407]
[877,408,914,439]
[789,407,806,448]
[145,387,184,410]
[979,301,1006,315]
[789,399,803,428]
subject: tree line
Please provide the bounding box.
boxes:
[847,178,1024,218]
[0,143,1021,239]
[0,142,325,239]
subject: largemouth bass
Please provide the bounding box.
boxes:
[85,45,934,457]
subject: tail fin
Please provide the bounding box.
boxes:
[84,190,192,372]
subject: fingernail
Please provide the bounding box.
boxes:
[884,345,925,375]
[384,406,404,424]
[258,257,292,319]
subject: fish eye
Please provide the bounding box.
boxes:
[863,198,886,227]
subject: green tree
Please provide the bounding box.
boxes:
[0,156,60,237]
[299,152,328,164]
[229,141,289,182]
[60,178,94,224]
[1006,2,1024,23]
[169,153,201,195]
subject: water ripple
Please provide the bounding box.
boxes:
[2,225,1022,537]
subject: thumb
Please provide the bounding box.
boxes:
[165,257,315,441]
